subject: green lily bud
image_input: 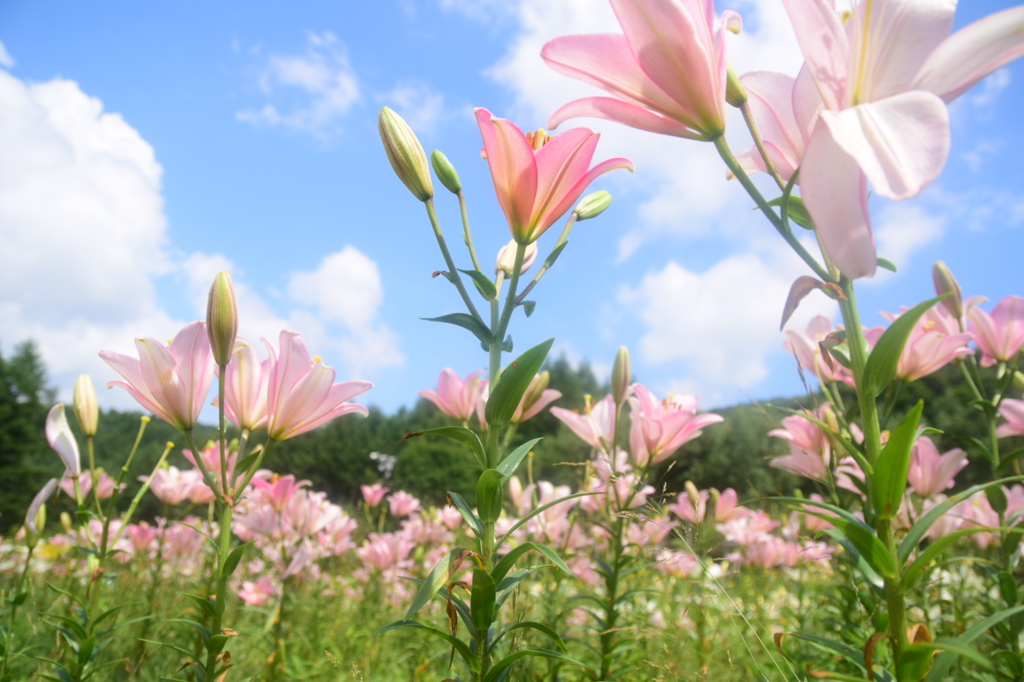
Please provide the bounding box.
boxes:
[379,106,433,202]
[574,190,612,221]
[206,272,238,367]
[520,371,550,412]
[612,346,631,405]
[430,150,462,194]
[725,64,748,107]
[1014,371,1024,394]
[932,261,963,319]
[73,374,99,437]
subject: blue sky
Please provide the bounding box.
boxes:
[1,0,1022,419]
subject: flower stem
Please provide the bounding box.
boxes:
[738,100,786,191]
[109,440,175,550]
[457,190,483,273]
[515,214,576,306]
[713,135,830,281]
[425,198,484,322]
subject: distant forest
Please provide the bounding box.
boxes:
[0,339,1008,531]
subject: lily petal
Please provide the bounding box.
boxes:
[46,404,81,475]
[820,91,949,200]
[781,0,849,110]
[800,120,877,279]
[911,5,1024,102]
[476,109,538,239]
[548,97,706,139]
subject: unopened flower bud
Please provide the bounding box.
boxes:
[685,481,704,522]
[378,106,433,202]
[430,150,462,194]
[573,190,612,221]
[206,272,238,367]
[496,240,539,276]
[708,487,721,522]
[521,371,550,412]
[1015,371,1024,393]
[25,479,56,544]
[73,374,99,437]
[60,511,72,532]
[932,261,963,319]
[726,65,748,107]
[612,346,631,404]
[822,405,841,450]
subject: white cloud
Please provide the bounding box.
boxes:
[237,32,360,137]
[970,68,1012,110]
[288,247,405,374]
[0,69,182,407]
[378,81,445,134]
[873,204,944,276]
[0,41,14,68]
[618,239,837,405]
[0,66,399,414]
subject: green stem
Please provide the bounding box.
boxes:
[87,437,103,518]
[233,438,279,496]
[514,213,576,306]
[738,99,786,191]
[218,368,229,497]
[1,545,34,680]
[184,429,227,505]
[109,441,175,550]
[457,190,482,273]
[100,416,150,559]
[713,135,830,281]
[599,520,624,681]
[425,198,484,322]
[203,501,234,675]
[494,243,526,347]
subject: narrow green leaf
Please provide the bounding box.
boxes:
[491,542,572,586]
[491,621,566,653]
[520,300,537,317]
[404,548,466,621]
[872,400,923,520]
[496,438,542,477]
[502,334,513,352]
[485,338,554,429]
[877,258,898,272]
[899,476,1024,563]
[459,269,497,301]
[422,313,494,345]
[470,568,496,633]
[924,606,1024,682]
[863,295,949,396]
[377,621,477,672]
[177,592,217,620]
[768,195,814,229]
[447,491,483,536]
[403,427,487,469]
[542,241,569,270]
[901,527,991,592]
[476,469,505,524]
[223,542,251,579]
[483,648,584,682]
[497,492,597,548]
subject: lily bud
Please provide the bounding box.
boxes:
[430,150,462,194]
[73,374,99,437]
[708,487,722,523]
[378,106,433,202]
[26,479,56,544]
[725,65,748,107]
[60,512,73,533]
[496,240,539,276]
[932,261,963,319]
[822,405,841,451]
[1015,371,1024,393]
[520,371,551,412]
[685,481,703,522]
[573,190,612,221]
[206,272,238,367]
[611,346,631,404]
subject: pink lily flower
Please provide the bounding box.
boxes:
[907,436,967,499]
[715,488,750,523]
[475,108,633,244]
[218,337,270,431]
[865,304,973,382]
[250,474,310,512]
[769,406,832,481]
[496,239,539,276]
[998,399,1024,439]
[668,486,708,524]
[101,321,215,431]
[780,0,1024,279]
[736,68,820,180]
[46,404,81,476]
[968,296,1024,366]
[628,384,723,466]
[238,576,277,607]
[143,466,200,506]
[803,493,835,533]
[263,331,372,441]
[59,471,123,501]
[388,491,422,518]
[541,0,742,140]
[784,315,854,386]
[552,394,617,451]
[419,369,484,421]
[361,483,390,507]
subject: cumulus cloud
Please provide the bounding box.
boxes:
[288,247,405,374]
[0,41,14,68]
[377,81,446,134]
[236,32,360,137]
[618,239,838,405]
[0,66,399,412]
[873,205,945,276]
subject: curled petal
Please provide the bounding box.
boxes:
[46,404,81,475]
[548,97,706,139]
